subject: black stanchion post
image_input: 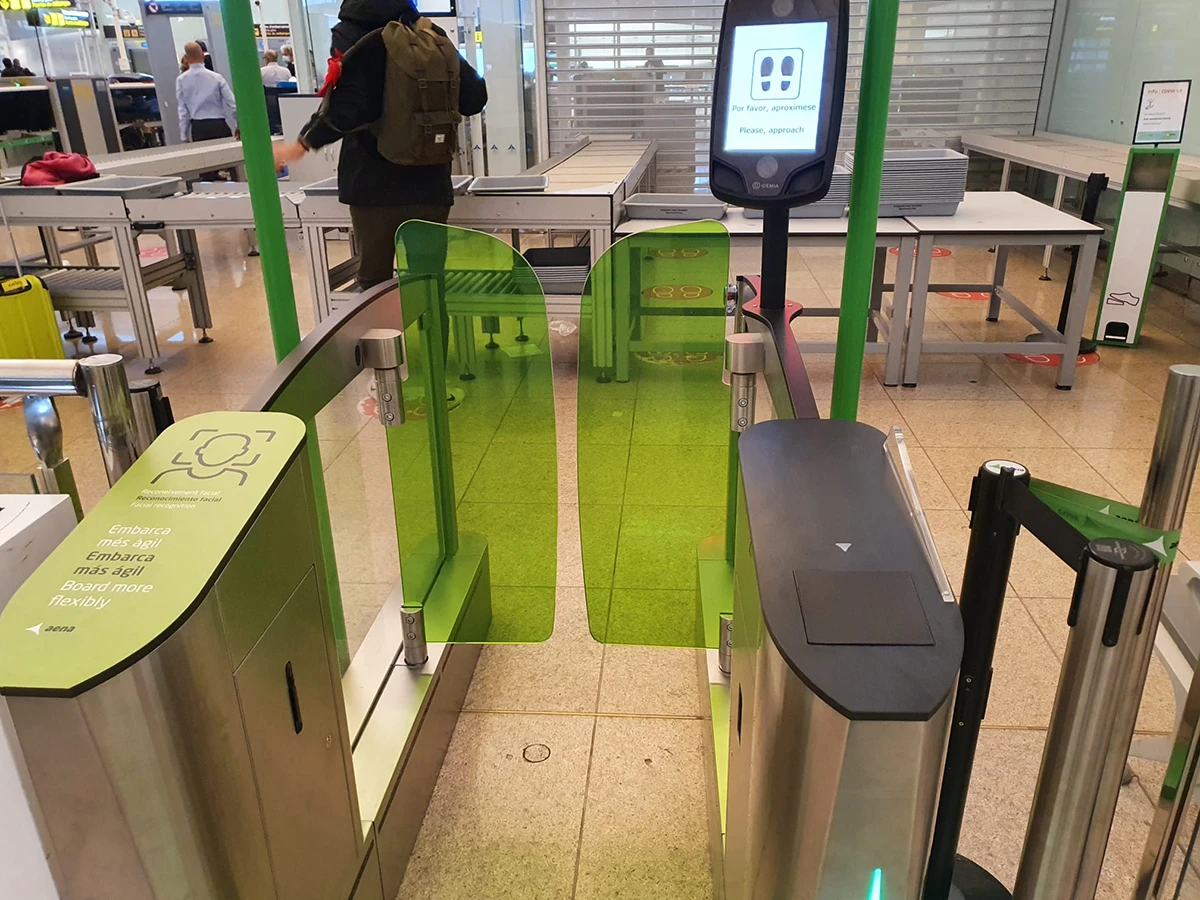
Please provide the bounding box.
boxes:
[759,206,790,311]
[1026,172,1109,354]
[923,460,1030,900]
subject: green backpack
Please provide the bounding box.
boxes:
[373,17,462,166]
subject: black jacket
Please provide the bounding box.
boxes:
[300,0,486,208]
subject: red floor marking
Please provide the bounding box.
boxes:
[1005,351,1100,367]
[937,291,990,301]
[889,246,951,258]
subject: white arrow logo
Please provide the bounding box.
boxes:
[835,542,852,552]
[1144,535,1168,557]
[27,623,42,635]
[1100,505,1111,515]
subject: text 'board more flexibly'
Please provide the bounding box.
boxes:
[0,412,307,697]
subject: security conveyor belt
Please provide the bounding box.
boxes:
[297,137,658,320]
[0,179,211,371]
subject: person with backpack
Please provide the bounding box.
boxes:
[273,0,487,289]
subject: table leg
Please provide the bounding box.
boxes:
[39,226,62,266]
[999,158,1012,192]
[306,224,333,323]
[867,245,886,342]
[452,315,476,380]
[113,225,161,373]
[1042,174,1066,280]
[245,228,259,257]
[903,235,935,388]
[988,245,1009,322]
[1055,234,1099,390]
[589,227,615,381]
[884,236,914,386]
[178,228,213,342]
[614,236,633,384]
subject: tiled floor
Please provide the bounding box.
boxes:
[3,216,1200,898]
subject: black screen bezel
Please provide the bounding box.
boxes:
[709,0,849,209]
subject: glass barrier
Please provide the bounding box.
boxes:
[577,221,733,647]
[394,221,557,644]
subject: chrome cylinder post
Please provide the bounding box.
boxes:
[402,607,428,667]
[128,379,172,454]
[726,333,765,433]
[359,328,405,427]
[24,394,83,520]
[718,612,733,676]
[1129,364,1200,898]
[78,354,139,485]
[1014,540,1158,900]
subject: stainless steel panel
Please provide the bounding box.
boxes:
[348,837,385,900]
[724,487,952,900]
[375,640,483,900]
[7,594,277,900]
[215,463,317,669]
[235,567,359,900]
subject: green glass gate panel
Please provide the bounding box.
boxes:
[578,222,733,648]
[393,220,557,643]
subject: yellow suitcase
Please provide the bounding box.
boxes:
[0,275,64,360]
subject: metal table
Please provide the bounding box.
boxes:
[901,190,1102,389]
[960,131,1200,275]
[1,138,277,183]
[0,185,212,372]
[298,138,658,321]
[616,209,918,386]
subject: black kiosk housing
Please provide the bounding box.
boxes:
[709,0,850,209]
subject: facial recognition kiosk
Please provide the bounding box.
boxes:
[709,3,965,899]
[709,0,849,313]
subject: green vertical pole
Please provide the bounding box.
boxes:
[217,0,301,360]
[830,0,899,421]
[219,0,347,668]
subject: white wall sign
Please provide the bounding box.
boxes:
[1134,79,1191,144]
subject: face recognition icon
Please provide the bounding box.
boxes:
[751,48,803,100]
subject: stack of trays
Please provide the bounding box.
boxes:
[844,148,967,217]
[742,166,850,219]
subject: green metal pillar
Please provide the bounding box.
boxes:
[830,0,899,421]
[217,0,301,361]
[219,0,347,669]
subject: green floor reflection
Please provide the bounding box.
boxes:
[578,222,733,647]
[391,220,557,643]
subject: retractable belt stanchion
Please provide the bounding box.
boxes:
[923,365,1199,899]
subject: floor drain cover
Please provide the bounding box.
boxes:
[523,743,551,763]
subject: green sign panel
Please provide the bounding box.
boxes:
[0,412,306,697]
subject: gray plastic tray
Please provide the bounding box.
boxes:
[624,192,727,220]
[298,176,339,195]
[742,204,846,219]
[468,175,549,194]
[57,175,183,198]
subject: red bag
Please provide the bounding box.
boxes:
[317,49,344,97]
[21,152,100,187]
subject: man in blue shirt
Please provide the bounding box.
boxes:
[175,41,237,142]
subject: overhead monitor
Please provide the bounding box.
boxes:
[709,0,849,208]
[418,0,456,15]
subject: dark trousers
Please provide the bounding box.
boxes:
[349,203,451,289]
[190,118,232,141]
[190,119,233,181]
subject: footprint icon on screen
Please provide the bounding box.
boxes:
[751,48,804,100]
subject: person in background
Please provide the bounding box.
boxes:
[273,0,487,290]
[176,41,237,142]
[1,58,14,77]
[10,58,33,76]
[280,45,296,77]
[260,49,292,86]
[196,39,214,71]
